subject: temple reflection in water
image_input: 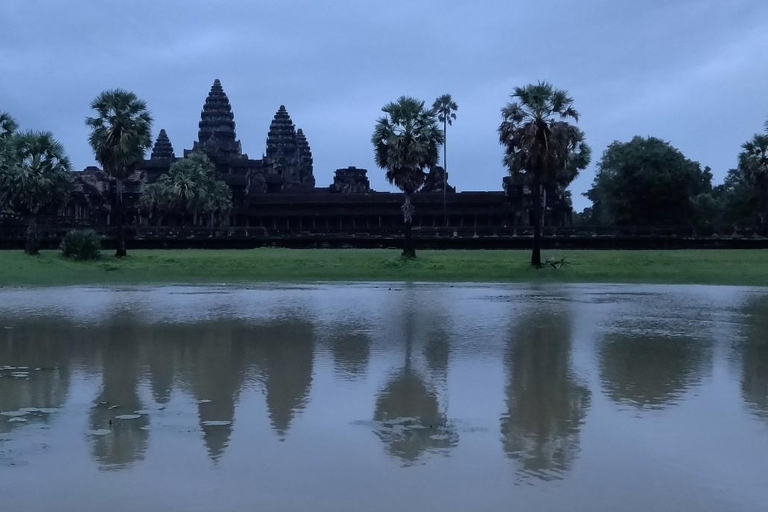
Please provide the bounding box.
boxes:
[1,284,768,496]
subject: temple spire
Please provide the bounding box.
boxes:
[195,78,242,157]
[266,105,300,187]
[295,128,315,188]
[150,129,175,161]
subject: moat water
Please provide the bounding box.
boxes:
[0,283,767,511]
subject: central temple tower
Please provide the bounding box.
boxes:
[193,79,243,158]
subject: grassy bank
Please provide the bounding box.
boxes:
[0,248,766,287]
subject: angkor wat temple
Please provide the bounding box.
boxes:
[58,79,572,242]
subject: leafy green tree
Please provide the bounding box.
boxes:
[432,94,458,223]
[141,152,231,226]
[499,82,590,267]
[372,97,443,258]
[586,136,713,227]
[86,90,153,257]
[0,131,72,254]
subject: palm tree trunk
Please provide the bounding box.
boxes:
[25,215,39,255]
[531,172,542,268]
[402,193,416,258]
[443,118,448,227]
[115,178,127,258]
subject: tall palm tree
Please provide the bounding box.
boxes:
[86,90,153,257]
[432,94,458,225]
[0,131,72,255]
[0,111,18,172]
[739,120,768,225]
[372,97,443,258]
[499,82,590,267]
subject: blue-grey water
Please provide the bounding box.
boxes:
[0,283,767,511]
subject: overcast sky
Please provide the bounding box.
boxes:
[1,0,767,210]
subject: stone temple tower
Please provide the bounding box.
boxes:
[265,105,314,189]
[150,129,175,161]
[295,129,315,188]
[194,79,243,158]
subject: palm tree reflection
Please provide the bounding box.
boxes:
[88,317,149,470]
[500,297,590,481]
[371,289,457,465]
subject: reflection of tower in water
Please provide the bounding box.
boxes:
[500,294,590,481]
[250,315,316,439]
[179,320,250,463]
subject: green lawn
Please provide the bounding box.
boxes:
[0,248,766,287]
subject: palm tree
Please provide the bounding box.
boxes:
[738,120,768,225]
[372,97,443,258]
[0,131,72,255]
[204,180,232,227]
[0,111,17,140]
[141,152,231,226]
[0,111,17,172]
[86,90,153,257]
[432,94,458,225]
[499,82,590,267]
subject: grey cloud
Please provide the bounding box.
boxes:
[1,0,766,210]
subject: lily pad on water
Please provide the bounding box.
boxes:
[201,420,231,427]
[8,417,28,423]
[133,410,152,415]
[1,411,28,417]
[198,399,212,404]
[90,429,112,436]
[114,414,142,421]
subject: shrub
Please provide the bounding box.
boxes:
[61,229,101,260]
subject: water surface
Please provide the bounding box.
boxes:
[1,283,767,511]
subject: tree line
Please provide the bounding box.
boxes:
[582,129,768,230]
[1,83,767,266]
[1,90,231,256]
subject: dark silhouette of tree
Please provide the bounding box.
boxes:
[499,82,590,267]
[86,89,153,257]
[432,94,458,224]
[372,96,443,258]
[586,136,713,227]
[718,121,768,227]
[0,131,72,254]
